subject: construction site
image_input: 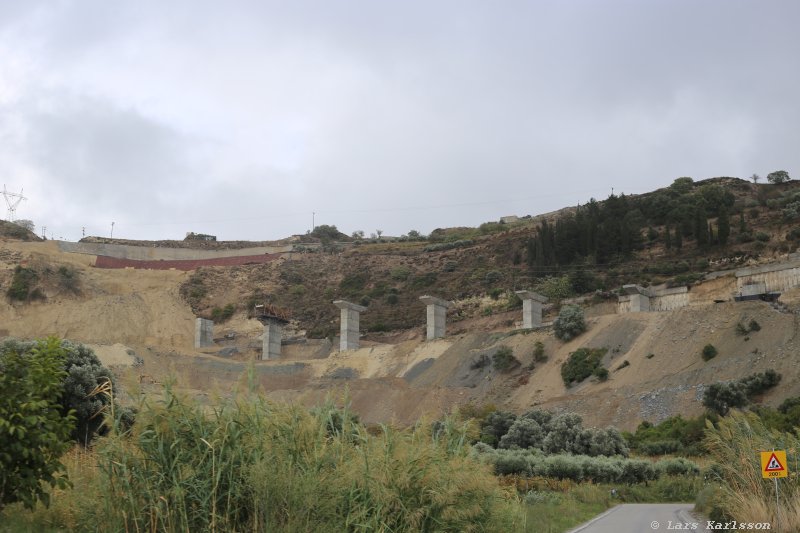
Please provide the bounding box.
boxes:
[2,210,800,430]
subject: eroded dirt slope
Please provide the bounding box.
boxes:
[2,239,799,431]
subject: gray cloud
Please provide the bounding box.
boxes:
[0,0,798,241]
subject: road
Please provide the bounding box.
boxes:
[568,503,710,533]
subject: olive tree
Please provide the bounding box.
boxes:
[767,170,790,184]
[553,305,587,341]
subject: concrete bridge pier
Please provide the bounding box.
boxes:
[195,318,214,348]
[514,290,548,328]
[621,284,651,312]
[261,319,283,360]
[419,295,452,340]
[334,300,367,351]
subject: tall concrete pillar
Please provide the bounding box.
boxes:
[333,300,367,351]
[261,319,283,360]
[621,284,651,312]
[195,318,214,348]
[514,290,548,328]
[419,295,452,340]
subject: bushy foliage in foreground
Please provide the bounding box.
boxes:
[472,446,698,484]
[1,339,120,445]
[0,338,75,510]
[93,391,520,532]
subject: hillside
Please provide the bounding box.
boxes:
[1,175,800,429]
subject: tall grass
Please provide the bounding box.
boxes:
[5,387,523,532]
[703,411,800,532]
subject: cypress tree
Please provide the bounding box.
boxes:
[694,207,709,246]
[718,207,730,246]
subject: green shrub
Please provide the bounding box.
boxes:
[180,270,209,310]
[561,347,607,386]
[701,344,718,361]
[479,411,517,447]
[410,272,437,288]
[536,276,573,300]
[625,415,711,456]
[747,319,761,332]
[0,338,75,510]
[493,346,519,372]
[553,305,586,341]
[339,272,368,294]
[655,457,700,476]
[703,382,748,416]
[493,410,628,457]
[2,338,124,446]
[7,266,42,302]
[735,322,748,336]
[593,367,609,381]
[367,283,387,298]
[57,266,80,294]
[700,370,780,416]
[389,266,410,281]
[484,270,502,285]
[386,293,399,305]
[638,440,682,456]
[739,369,781,397]
[533,341,547,362]
[211,303,236,322]
[755,231,770,242]
[474,450,669,484]
[498,417,546,450]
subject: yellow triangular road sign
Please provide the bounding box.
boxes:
[761,450,789,478]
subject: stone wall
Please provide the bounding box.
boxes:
[736,261,800,294]
[650,287,690,312]
[58,241,292,260]
[618,285,690,314]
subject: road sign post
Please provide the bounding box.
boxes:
[761,450,789,530]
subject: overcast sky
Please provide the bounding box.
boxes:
[0,1,797,241]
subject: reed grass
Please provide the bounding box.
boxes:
[2,385,523,532]
[703,411,800,532]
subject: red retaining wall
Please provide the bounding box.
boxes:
[94,253,280,271]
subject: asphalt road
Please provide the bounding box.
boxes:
[568,503,710,533]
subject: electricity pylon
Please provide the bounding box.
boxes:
[2,185,26,222]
